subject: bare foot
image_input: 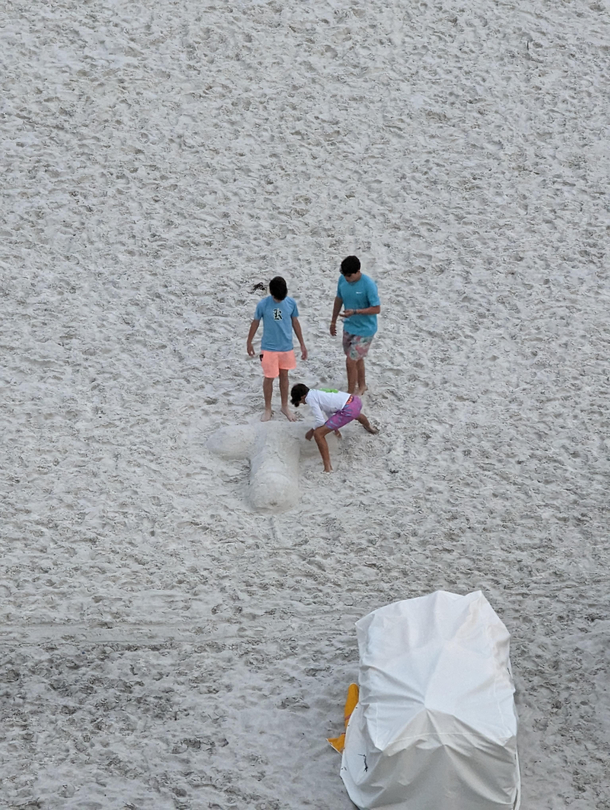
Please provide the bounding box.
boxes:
[323,465,333,473]
[364,424,379,435]
[334,430,342,439]
[357,385,368,396]
[261,409,273,422]
[281,406,297,422]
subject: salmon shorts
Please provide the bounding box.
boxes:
[260,350,297,379]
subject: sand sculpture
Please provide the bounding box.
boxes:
[207,422,337,512]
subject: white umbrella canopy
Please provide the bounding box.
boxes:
[341,591,521,810]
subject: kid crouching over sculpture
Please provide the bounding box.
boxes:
[290,384,378,472]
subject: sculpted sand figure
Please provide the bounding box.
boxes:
[207,422,337,512]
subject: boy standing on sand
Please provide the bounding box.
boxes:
[290,383,378,472]
[247,277,308,422]
[329,255,381,395]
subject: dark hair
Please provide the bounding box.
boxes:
[290,383,309,407]
[340,255,361,276]
[269,276,288,300]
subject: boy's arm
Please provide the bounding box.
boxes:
[341,282,380,319]
[330,296,343,337]
[360,280,380,315]
[246,319,260,357]
[308,397,327,429]
[291,316,308,360]
[340,304,381,318]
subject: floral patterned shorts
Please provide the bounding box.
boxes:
[342,332,374,361]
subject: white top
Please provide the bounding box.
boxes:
[305,389,350,427]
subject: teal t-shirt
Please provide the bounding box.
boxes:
[337,274,380,336]
[254,295,299,351]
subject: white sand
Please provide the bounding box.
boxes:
[1,0,609,807]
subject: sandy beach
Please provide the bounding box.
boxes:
[1,0,609,807]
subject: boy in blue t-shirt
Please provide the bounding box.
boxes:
[329,256,381,395]
[247,276,308,422]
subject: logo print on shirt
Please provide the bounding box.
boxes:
[273,308,283,321]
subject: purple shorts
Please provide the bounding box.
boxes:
[325,395,362,430]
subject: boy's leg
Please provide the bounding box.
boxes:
[260,351,284,421]
[279,369,297,422]
[343,332,358,394]
[356,413,378,434]
[356,359,367,395]
[345,356,358,394]
[344,334,373,395]
[313,426,334,472]
[262,377,274,422]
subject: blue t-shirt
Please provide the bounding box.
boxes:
[254,296,299,351]
[336,273,380,337]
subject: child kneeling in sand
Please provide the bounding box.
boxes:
[290,383,378,472]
